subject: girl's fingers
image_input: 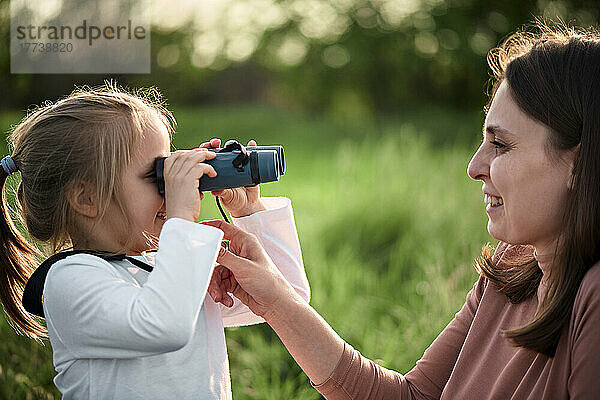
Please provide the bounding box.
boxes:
[190,163,217,179]
[222,293,234,307]
[211,189,234,202]
[163,150,185,176]
[181,150,216,176]
[212,265,237,307]
[166,149,214,176]
[199,138,221,148]
[208,276,222,303]
[195,148,217,160]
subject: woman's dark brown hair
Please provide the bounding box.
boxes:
[476,22,600,356]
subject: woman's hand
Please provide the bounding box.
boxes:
[201,219,296,318]
[199,138,266,218]
[163,148,217,222]
[204,221,346,387]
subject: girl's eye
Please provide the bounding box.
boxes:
[145,172,157,183]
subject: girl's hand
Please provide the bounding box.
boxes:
[199,138,267,218]
[201,220,296,318]
[163,148,217,222]
[208,262,236,307]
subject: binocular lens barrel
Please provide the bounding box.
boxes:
[244,146,285,176]
[154,145,284,195]
[208,145,284,176]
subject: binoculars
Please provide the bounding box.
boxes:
[154,140,285,194]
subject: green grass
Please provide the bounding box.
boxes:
[0,105,492,399]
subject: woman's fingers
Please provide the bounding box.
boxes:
[215,243,255,276]
[202,219,247,243]
[202,219,263,257]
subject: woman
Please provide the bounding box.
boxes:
[204,23,600,399]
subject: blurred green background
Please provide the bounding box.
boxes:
[1,0,599,399]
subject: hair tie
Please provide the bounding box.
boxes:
[1,155,18,175]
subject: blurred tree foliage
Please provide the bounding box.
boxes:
[0,0,598,115]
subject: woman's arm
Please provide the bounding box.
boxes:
[568,263,600,398]
[266,274,486,399]
[203,220,485,399]
[265,288,346,386]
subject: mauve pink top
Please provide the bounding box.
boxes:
[314,242,600,399]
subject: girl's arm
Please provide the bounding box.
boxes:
[43,218,223,359]
[218,197,310,327]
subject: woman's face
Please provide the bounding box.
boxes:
[467,81,576,254]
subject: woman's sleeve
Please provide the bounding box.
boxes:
[43,218,223,359]
[219,197,310,327]
[568,264,600,399]
[313,275,488,400]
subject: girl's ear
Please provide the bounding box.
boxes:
[66,181,98,218]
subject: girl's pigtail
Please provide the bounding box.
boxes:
[0,162,46,339]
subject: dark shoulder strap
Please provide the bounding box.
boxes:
[22,250,154,318]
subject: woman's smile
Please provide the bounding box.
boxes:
[483,194,504,218]
[484,193,504,214]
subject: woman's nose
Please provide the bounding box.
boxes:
[467,146,489,181]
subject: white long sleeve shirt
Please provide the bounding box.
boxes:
[43,197,309,399]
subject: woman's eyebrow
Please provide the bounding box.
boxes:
[486,124,516,138]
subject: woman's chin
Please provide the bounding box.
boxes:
[487,223,506,243]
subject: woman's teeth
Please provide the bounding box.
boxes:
[156,211,167,220]
[484,194,503,206]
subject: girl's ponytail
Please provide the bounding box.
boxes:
[0,158,45,339]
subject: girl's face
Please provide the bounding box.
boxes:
[117,116,170,254]
[467,82,576,255]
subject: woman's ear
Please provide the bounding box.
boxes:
[566,144,580,191]
[66,181,98,218]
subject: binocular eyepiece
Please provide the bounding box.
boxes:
[154,140,285,194]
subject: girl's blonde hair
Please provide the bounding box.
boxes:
[0,82,175,339]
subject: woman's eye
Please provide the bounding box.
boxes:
[490,140,505,149]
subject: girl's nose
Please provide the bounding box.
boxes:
[467,145,489,181]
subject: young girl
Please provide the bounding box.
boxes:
[0,84,310,399]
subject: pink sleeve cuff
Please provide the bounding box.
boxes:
[312,342,355,398]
